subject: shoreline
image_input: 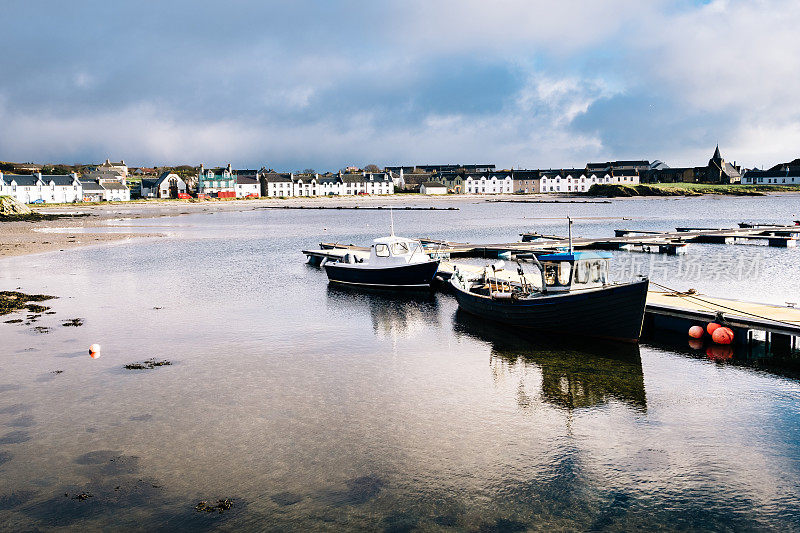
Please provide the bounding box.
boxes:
[2,192,799,259]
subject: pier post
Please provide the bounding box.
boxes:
[771,333,793,354]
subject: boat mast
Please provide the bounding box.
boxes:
[567,216,573,253]
[390,208,395,237]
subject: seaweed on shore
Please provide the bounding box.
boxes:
[0,212,92,222]
[195,499,234,514]
[62,318,84,327]
[0,291,56,316]
[123,359,172,370]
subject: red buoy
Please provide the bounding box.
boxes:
[688,325,705,339]
[712,327,734,345]
[706,322,722,336]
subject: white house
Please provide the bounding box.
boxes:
[42,174,83,203]
[293,175,319,197]
[261,172,295,197]
[80,180,105,202]
[0,172,83,203]
[100,181,130,201]
[463,173,513,194]
[340,172,394,195]
[235,175,261,198]
[420,181,448,194]
[742,169,800,185]
[141,172,188,198]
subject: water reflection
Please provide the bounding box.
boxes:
[454,310,647,412]
[648,329,800,380]
[325,285,439,336]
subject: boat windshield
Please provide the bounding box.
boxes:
[391,242,410,255]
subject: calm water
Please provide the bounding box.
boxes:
[1,196,800,531]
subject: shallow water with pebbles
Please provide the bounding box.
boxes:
[1,196,799,530]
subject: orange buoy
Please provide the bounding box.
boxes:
[89,343,101,358]
[688,338,704,350]
[688,325,705,339]
[706,322,722,336]
[711,327,734,345]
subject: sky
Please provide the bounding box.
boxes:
[1,0,798,171]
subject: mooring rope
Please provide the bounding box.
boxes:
[649,280,800,327]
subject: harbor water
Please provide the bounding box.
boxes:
[1,195,799,530]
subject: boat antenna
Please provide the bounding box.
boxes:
[567,216,573,253]
[390,207,395,236]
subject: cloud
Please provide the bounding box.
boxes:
[0,0,799,169]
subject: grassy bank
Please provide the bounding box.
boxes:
[585,183,800,197]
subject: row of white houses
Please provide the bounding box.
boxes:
[430,169,641,194]
[0,172,130,203]
[261,172,394,197]
[539,170,639,193]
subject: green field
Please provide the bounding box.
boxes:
[586,183,800,197]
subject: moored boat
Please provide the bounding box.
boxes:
[450,250,648,342]
[324,235,440,289]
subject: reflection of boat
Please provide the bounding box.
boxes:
[326,284,440,335]
[324,235,440,289]
[450,249,648,342]
[455,310,646,411]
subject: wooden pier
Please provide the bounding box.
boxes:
[307,224,799,262]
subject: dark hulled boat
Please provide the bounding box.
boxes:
[450,251,649,342]
[324,235,440,289]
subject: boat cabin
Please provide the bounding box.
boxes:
[537,251,611,291]
[369,236,429,265]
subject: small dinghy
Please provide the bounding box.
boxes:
[450,219,648,342]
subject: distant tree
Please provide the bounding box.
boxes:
[364,164,380,172]
[303,168,316,174]
[41,165,72,175]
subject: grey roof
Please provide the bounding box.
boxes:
[421,181,446,187]
[141,178,159,188]
[42,175,78,186]
[562,169,586,176]
[80,180,105,192]
[153,171,183,187]
[317,176,341,185]
[612,169,639,177]
[511,170,540,179]
[4,174,40,186]
[102,181,129,191]
[611,160,649,167]
[236,176,259,185]
[262,173,293,183]
[745,169,800,179]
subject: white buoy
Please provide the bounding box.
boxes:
[89,344,101,358]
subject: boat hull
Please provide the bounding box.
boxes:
[452,279,649,342]
[324,260,440,288]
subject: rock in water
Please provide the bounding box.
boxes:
[0,196,32,215]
